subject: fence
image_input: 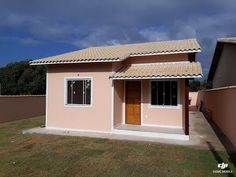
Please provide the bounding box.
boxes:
[196,86,236,147]
[0,95,45,123]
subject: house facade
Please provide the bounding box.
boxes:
[30,39,202,139]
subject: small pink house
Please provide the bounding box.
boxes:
[30,38,202,140]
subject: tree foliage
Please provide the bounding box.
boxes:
[0,60,46,95]
[189,80,201,91]
[189,80,211,92]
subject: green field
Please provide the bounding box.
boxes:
[0,116,235,177]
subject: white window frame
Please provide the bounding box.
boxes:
[149,79,180,109]
[64,77,93,107]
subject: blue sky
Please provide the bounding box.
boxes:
[0,0,236,78]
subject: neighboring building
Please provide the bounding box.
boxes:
[30,38,202,139]
[208,37,236,88]
[198,37,236,148]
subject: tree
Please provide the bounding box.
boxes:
[189,79,212,92]
[0,60,46,95]
[189,80,201,91]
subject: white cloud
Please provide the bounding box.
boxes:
[0,0,236,78]
[175,25,196,39]
[71,26,134,48]
[139,28,169,41]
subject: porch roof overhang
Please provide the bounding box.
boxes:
[110,61,203,79]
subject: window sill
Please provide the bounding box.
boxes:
[148,105,181,109]
[64,104,93,108]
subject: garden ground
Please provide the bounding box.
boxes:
[0,116,235,177]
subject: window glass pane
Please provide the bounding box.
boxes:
[171,81,178,105]
[67,81,72,104]
[67,79,91,105]
[150,80,178,106]
[85,80,91,104]
[164,81,171,105]
[73,80,83,104]
[151,82,157,105]
[157,81,163,105]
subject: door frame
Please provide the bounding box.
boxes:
[125,80,142,125]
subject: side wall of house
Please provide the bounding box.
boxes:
[213,44,236,88]
[47,63,113,132]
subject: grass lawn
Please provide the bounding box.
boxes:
[0,116,235,177]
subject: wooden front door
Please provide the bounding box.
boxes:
[125,81,141,125]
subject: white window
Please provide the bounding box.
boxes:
[66,79,91,105]
[151,81,178,106]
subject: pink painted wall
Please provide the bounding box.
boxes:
[112,62,123,71]
[197,86,236,146]
[112,79,185,128]
[113,80,124,126]
[119,54,187,128]
[142,79,184,127]
[0,95,45,123]
[47,63,112,132]
[123,53,188,65]
[189,92,198,111]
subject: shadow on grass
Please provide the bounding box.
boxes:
[203,111,236,168]
[207,141,234,177]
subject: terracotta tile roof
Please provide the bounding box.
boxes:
[30,38,201,65]
[110,62,202,79]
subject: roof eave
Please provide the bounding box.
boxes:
[217,38,236,44]
[110,75,203,80]
[127,49,201,58]
[29,59,120,66]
